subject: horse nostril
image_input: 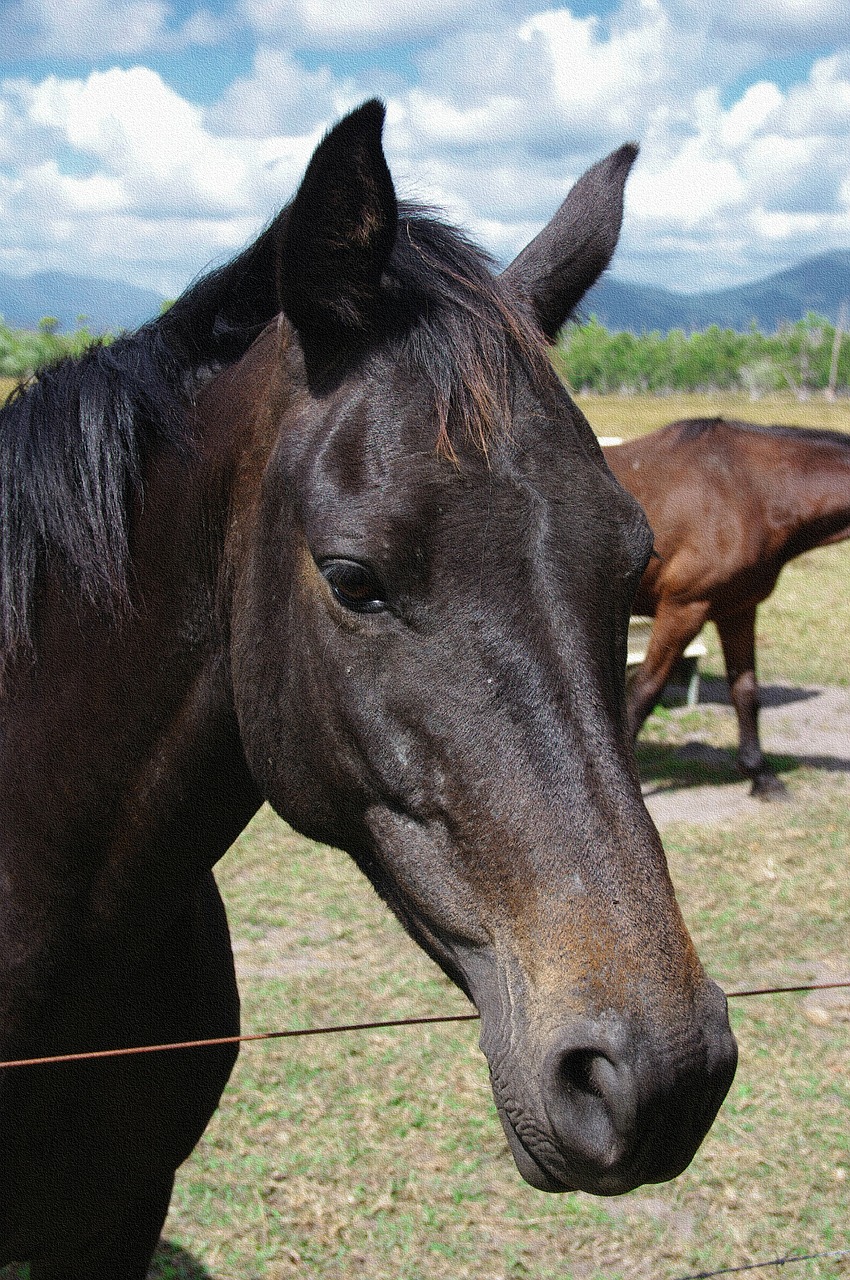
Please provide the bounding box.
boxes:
[556,1045,630,1140]
[559,1047,611,1100]
[544,1033,638,1174]
[521,999,737,1194]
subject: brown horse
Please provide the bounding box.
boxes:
[604,417,850,797]
[0,104,736,1279]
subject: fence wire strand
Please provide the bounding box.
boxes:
[672,1247,850,1279]
[0,980,848,1070]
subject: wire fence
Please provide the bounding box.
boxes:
[2,976,847,1278]
[1,978,848,1071]
[674,1249,850,1279]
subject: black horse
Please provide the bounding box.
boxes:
[0,102,736,1279]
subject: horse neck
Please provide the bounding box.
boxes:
[0,412,261,946]
[773,434,850,554]
[104,390,265,887]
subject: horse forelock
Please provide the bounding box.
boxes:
[386,207,551,460]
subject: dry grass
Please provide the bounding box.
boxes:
[575,389,850,441]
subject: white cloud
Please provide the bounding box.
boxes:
[1,0,850,300]
[377,1,850,289]
[776,54,850,136]
[718,0,850,49]
[238,0,496,51]
[615,64,850,289]
[0,67,319,290]
[519,2,669,136]
[721,82,784,149]
[205,47,359,138]
[2,0,228,59]
[660,0,850,53]
[21,69,254,215]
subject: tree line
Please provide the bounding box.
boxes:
[2,310,849,397]
[0,316,101,379]
[555,312,849,396]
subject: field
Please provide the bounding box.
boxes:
[1,390,848,1278]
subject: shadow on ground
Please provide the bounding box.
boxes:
[697,676,822,709]
[636,678,850,797]
[638,737,850,796]
[636,739,797,794]
[149,1240,215,1279]
[0,1240,213,1280]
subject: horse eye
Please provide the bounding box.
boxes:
[320,559,387,614]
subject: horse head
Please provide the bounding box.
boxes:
[225,101,736,1196]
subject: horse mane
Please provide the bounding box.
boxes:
[0,329,182,656]
[386,205,550,460]
[0,214,287,658]
[673,416,850,453]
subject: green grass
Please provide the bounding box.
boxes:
[140,786,849,1280]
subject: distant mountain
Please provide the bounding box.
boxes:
[3,250,849,337]
[0,271,166,334]
[581,250,850,333]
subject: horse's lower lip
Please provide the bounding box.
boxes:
[496,1094,656,1196]
[497,1105,585,1193]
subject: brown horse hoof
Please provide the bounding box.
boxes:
[750,772,789,801]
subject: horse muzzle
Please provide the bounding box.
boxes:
[483,977,737,1196]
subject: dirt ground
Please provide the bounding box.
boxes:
[642,679,850,827]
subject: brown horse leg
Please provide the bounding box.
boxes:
[627,600,710,737]
[29,1174,175,1280]
[716,606,787,800]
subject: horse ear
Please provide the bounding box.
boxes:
[501,143,638,342]
[279,99,398,361]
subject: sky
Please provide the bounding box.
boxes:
[1,0,849,299]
